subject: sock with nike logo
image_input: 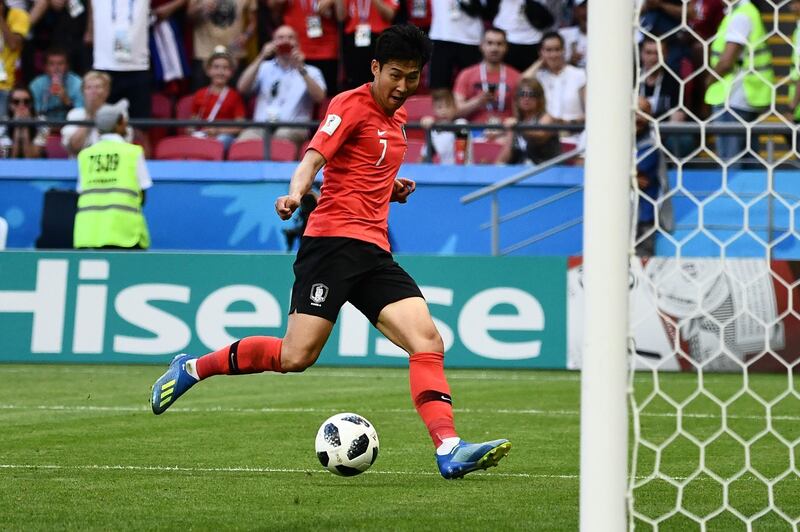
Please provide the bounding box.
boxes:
[196,336,283,379]
[409,351,459,448]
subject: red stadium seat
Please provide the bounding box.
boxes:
[471,140,504,164]
[45,135,68,159]
[175,94,194,136]
[227,138,298,161]
[403,95,433,121]
[269,138,298,161]
[299,140,311,157]
[227,139,263,161]
[154,135,224,161]
[175,94,194,119]
[404,139,426,163]
[150,92,173,147]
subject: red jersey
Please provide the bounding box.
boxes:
[343,0,399,35]
[282,0,338,61]
[305,83,408,251]
[191,87,246,120]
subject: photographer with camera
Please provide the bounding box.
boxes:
[236,24,327,147]
[453,27,520,140]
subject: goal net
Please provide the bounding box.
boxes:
[622,0,800,529]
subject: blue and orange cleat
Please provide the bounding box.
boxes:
[150,354,198,415]
[436,439,512,479]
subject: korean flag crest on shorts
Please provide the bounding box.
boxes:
[310,283,329,306]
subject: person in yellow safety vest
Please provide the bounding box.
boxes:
[73,99,152,250]
[704,0,773,165]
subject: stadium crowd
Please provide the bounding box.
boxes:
[0,0,785,166]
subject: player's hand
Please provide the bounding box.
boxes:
[275,194,301,219]
[390,178,415,204]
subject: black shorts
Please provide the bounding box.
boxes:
[290,236,423,324]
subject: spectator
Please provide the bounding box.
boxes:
[236,24,326,145]
[523,31,585,129]
[271,0,339,94]
[189,46,246,152]
[419,88,458,164]
[25,0,91,81]
[638,38,682,119]
[639,37,693,157]
[639,0,687,74]
[497,77,559,165]
[493,0,554,73]
[704,0,773,164]
[559,0,586,68]
[89,0,152,120]
[62,71,133,156]
[29,47,83,121]
[336,0,399,89]
[0,1,31,116]
[73,99,151,250]
[427,0,489,90]
[187,0,257,90]
[150,0,191,95]
[0,86,47,158]
[453,27,521,138]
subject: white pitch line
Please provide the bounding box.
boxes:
[2,404,800,421]
[0,463,551,479]
[1,464,788,484]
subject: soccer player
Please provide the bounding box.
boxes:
[150,24,511,480]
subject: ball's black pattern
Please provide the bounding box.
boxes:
[316,451,330,467]
[335,465,362,476]
[370,447,379,465]
[323,422,341,447]
[341,414,370,427]
[346,433,370,460]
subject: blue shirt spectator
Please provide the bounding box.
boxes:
[29,48,83,121]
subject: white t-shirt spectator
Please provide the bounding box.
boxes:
[92,0,150,71]
[535,65,586,121]
[493,0,543,45]
[251,60,326,123]
[428,0,483,45]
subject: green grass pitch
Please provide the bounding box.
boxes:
[0,365,797,530]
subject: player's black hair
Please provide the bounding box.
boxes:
[374,24,433,70]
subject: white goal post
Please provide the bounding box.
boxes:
[580,0,633,530]
[582,0,800,530]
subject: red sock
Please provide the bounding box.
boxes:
[409,351,458,448]
[196,336,283,379]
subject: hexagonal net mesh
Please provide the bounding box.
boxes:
[629,1,800,529]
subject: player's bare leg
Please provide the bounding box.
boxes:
[150,313,333,414]
[376,297,511,479]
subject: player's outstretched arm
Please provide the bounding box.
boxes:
[275,149,327,219]
[390,177,416,204]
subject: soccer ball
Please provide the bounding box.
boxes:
[315,413,379,476]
